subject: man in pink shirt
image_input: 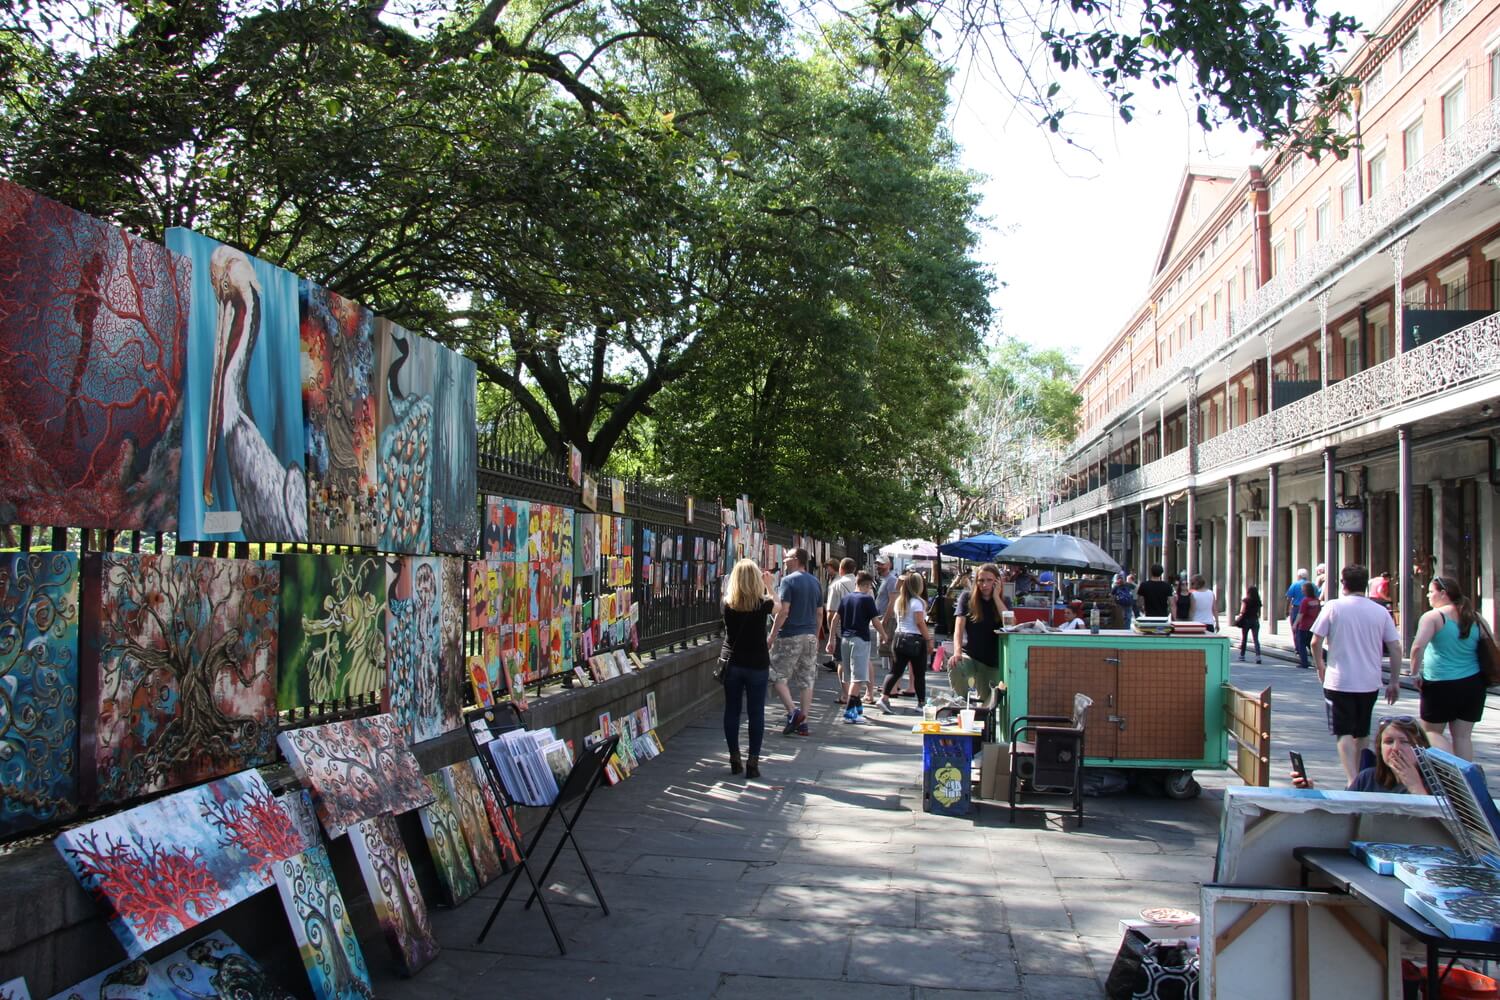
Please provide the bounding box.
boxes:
[1310,564,1403,784]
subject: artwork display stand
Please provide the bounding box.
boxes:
[466,710,616,955]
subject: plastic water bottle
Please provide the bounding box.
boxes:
[1089,607,1100,634]
[923,695,938,724]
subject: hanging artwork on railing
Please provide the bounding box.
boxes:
[277,553,387,710]
[0,551,80,838]
[429,348,478,555]
[167,229,307,543]
[0,180,189,531]
[82,553,280,805]
[375,320,433,554]
[299,281,381,548]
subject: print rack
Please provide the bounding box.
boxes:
[1397,748,1500,940]
[466,706,618,955]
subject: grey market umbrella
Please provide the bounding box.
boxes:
[999,533,1122,575]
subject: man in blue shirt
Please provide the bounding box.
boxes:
[769,547,822,736]
[1285,567,1310,625]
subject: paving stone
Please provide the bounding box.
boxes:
[740,860,892,889]
[1009,926,1095,976]
[1108,851,1213,882]
[846,926,1020,991]
[1019,973,1107,999]
[695,917,851,979]
[624,854,751,881]
[715,975,914,999]
[915,891,1007,932]
[755,884,916,927]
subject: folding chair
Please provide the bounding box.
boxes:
[468,715,617,955]
[1008,693,1093,826]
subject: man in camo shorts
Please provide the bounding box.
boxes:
[769,547,822,737]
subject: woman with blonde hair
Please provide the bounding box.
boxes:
[720,558,775,778]
[879,571,932,713]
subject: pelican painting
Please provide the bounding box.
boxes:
[167,229,307,543]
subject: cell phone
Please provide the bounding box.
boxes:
[1289,750,1306,780]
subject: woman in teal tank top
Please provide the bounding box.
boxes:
[1409,575,1487,760]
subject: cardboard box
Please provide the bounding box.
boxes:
[979,742,1009,800]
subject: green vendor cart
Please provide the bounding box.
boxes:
[995,630,1255,799]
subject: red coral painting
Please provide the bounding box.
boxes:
[0,179,188,530]
[54,770,293,957]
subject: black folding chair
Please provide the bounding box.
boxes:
[468,714,617,955]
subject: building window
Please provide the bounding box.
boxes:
[1369,307,1392,365]
[1269,176,1285,206]
[1403,119,1423,167]
[1342,176,1358,219]
[1398,30,1420,74]
[1442,82,1466,137]
[1340,321,1360,378]
[1272,239,1288,277]
[1404,281,1429,309]
[1244,380,1259,421]
[1368,151,1386,198]
[1243,261,1254,296]
[1440,260,1469,309]
[1366,63,1386,103]
[1439,0,1464,33]
[1492,47,1500,100]
[1315,200,1330,240]
[1214,289,1224,319]
[1293,222,1307,260]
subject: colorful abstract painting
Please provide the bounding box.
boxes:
[272,845,373,1000]
[0,180,188,532]
[347,814,440,977]
[374,320,432,554]
[85,554,279,805]
[443,763,504,885]
[55,770,301,957]
[482,496,503,557]
[165,228,306,544]
[149,930,296,999]
[437,557,465,726]
[0,551,80,837]
[275,714,434,839]
[418,772,478,906]
[428,347,477,554]
[0,978,29,1000]
[383,556,440,744]
[299,281,379,548]
[277,554,385,710]
[468,757,521,864]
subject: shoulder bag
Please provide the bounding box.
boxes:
[1475,619,1500,685]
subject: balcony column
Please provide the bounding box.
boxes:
[1163,498,1174,578]
[1186,374,1199,580]
[1288,501,1303,581]
[1391,238,1409,356]
[1317,292,1330,390]
[1399,426,1414,650]
[1137,412,1145,467]
[1267,464,1280,636]
[1159,399,1166,460]
[1324,447,1338,595]
[1139,501,1149,579]
[1226,475,1239,618]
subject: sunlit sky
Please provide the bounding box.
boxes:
[943,0,1396,377]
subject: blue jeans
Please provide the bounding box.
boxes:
[723,664,769,758]
[1294,628,1313,669]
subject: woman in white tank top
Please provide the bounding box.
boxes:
[1188,574,1218,631]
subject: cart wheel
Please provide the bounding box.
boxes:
[1162,770,1201,800]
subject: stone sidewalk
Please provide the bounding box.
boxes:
[374,648,1500,999]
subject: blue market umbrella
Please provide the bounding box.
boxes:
[938,531,1012,561]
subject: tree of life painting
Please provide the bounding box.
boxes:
[86,554,279,805]
[375,320,432,554]
[347,814,439,977]
[0,550,80,838]
[275,714,434,839]
[0,179,188,531]
[277,554,385,710]
[299,281,379,548]
[272,845,374,1000]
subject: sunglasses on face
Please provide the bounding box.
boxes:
[1378,715,1417,728]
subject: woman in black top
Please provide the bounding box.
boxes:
[949,562,1008,708]
[1236,585,1262,663]
[721,558,774,778]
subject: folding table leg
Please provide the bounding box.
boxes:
[525,806,610,916]
[478,856,567,955]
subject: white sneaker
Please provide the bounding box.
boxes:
[878,696,893,713]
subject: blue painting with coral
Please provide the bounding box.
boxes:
[0,550,79,838]
[166,228,306,544]
[55,770,305,957]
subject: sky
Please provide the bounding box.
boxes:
[943,0,1395,377]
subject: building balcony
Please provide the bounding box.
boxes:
[1068,94,1500,461]
[1034,310,1500,530]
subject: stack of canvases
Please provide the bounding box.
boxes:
[19,714,521,998]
